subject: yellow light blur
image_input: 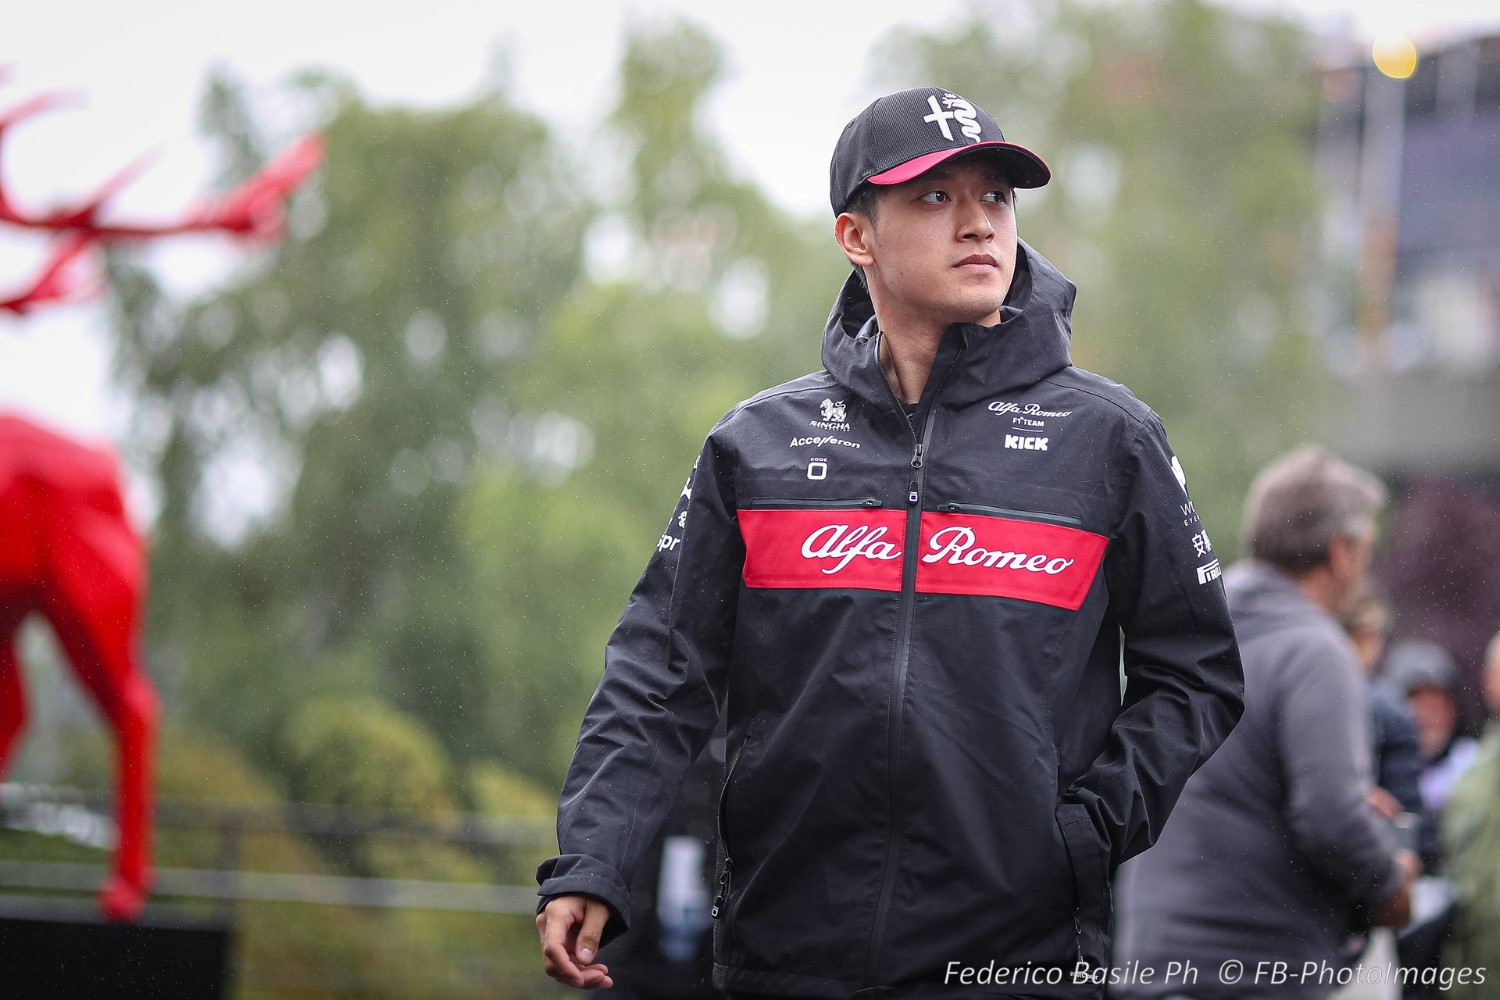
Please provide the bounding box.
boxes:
[1372,33,1418,80]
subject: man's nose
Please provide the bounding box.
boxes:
[958,195,996,240]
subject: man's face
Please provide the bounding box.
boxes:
[1406,684,1458,760]
[1483,641,1500,716]
[1331,528,1376,615]
[843,155,1017,330]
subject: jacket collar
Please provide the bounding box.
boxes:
[820,239,1076,413]
[1222,561,1329,638]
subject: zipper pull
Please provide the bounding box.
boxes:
[908,481,920,505]
[911,443,925,470]
[711,857,733,919]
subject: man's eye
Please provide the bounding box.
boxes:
[920,191,949,203]
[984,190,1012,204]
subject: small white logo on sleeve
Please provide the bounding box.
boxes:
[1196,560,1222,585]
[1005,435,1048,451]
[1171,455,1188,492]
[1191,530,1213,558]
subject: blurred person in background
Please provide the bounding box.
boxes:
[1332,589,1427,1000]
[1113,446,1417,1000]
[1341,590,1433,869]
[1438,631,1500,1000]
[1383,639,1480,829]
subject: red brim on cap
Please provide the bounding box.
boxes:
[866,142,1051,188]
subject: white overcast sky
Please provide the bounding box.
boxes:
[3,0,1499,444]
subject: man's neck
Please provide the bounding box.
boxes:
[1294,567,1344,617]
[879,326,943,405]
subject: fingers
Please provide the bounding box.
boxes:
[537,896,615,990]
[576,898,610,965]
[1366,786,1402,820]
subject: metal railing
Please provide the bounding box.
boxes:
[0,783,566,998]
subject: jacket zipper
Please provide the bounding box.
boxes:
[864,348,956,984]
[711,739,746,921]
[746,497,883,509]
[938,502,1082,527]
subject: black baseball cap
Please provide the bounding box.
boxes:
[830,87,1050,216]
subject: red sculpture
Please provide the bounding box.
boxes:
[0,415,156,920]
[0,89,324,315]
[0,79,321,919]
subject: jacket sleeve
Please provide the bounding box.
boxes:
[1371,688,1437,868]
[1072,412,1246,868]
[1278,637,1403,906]
[535,427,743,942]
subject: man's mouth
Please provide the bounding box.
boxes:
[955,254,997,268]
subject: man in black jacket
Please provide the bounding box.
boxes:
[536,88,1244,999]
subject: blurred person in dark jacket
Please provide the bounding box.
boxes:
[1341,590,1433,869]
[1384,639,1480,827]
[1332,591,1427,1000]
[1114,446,1417,1000]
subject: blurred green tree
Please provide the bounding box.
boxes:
[874,0,1324,550]
[107,68,588,782]
[460,19,846,781]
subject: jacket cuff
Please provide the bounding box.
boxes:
[536,853,632,944]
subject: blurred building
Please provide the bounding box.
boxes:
[1314,29,1500,476]
[1311,27,1500,736]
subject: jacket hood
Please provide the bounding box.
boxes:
[1222,561,1328,641]
[821,238,1076,410]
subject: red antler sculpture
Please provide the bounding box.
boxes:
[0,89,323,314]
[0,82,321,920]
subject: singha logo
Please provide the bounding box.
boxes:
[820,399,847,423]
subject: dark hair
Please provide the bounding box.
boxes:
[1241,445,1386,575]
[844,182,880,224]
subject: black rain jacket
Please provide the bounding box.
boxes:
[537,242,1245,998]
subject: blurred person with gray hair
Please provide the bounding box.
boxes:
[1113,446,1417,1000]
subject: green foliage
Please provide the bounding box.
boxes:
[467,759,556,821]
[109,69,589,777]
[282,696,456,814]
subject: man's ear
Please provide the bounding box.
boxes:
[835,212,875,270]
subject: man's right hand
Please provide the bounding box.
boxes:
[537,894,615,989]
[1368,850,1420,928]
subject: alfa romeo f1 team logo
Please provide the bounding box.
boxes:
[923,93,983,143]
[738,508,1107,610]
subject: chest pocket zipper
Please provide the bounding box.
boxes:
[938,501,1082,527]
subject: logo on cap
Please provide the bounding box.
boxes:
[922,93,983,144]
